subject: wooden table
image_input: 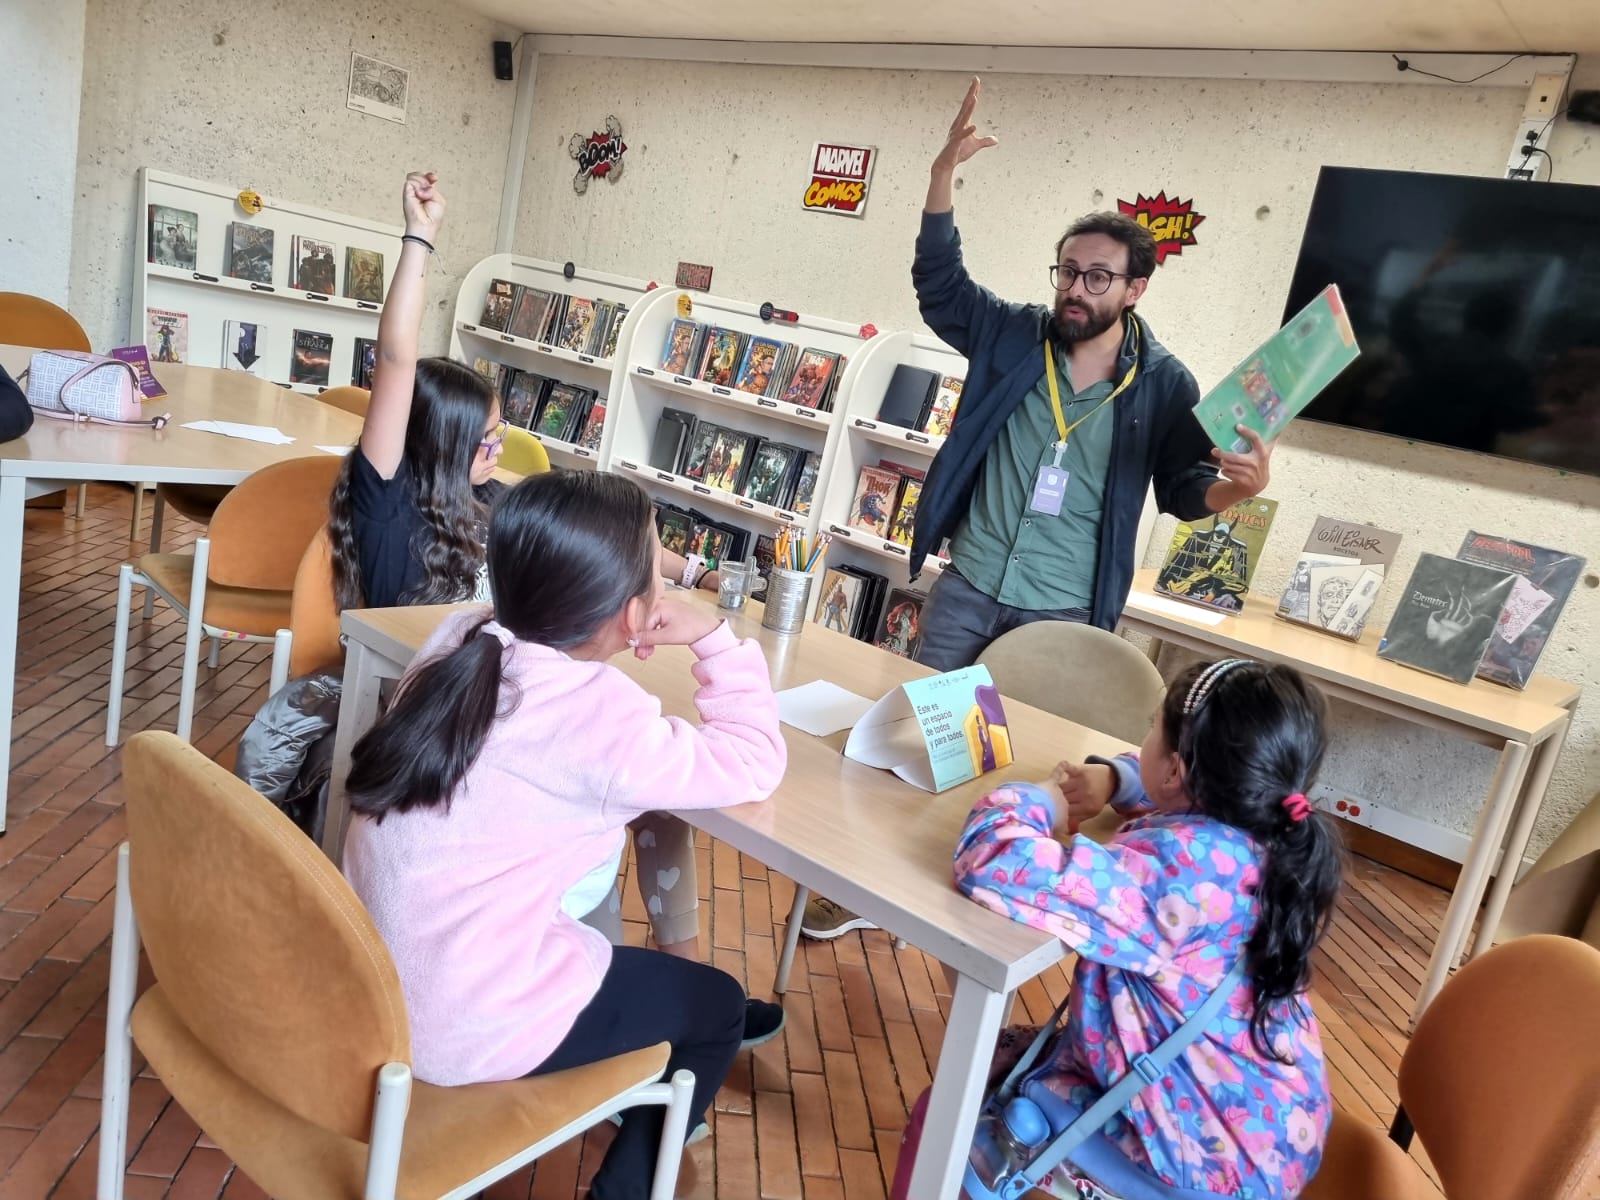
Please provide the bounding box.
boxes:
[1116,568,1581,1022]
[324,597,1131,1200]
[0,345,365,830]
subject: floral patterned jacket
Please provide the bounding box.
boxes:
[953,755,1330,1198]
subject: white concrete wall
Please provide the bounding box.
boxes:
[515,54,1600,857]
[69,0,520,354]
[0,0,89,307]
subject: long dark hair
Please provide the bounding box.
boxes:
[1160,659,1341,1060]
[328,357,495,612]
[346,471,658,821]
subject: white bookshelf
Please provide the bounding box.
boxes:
[816,332,967,597]
[608,288,882,551]
[448,254,654,469]
[133,168,399,393]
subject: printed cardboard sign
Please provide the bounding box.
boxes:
[675,262,714,291]
[1116,192,1205,264]
[804,143,876,217]
[844,665,1013,793]
[570,116,627,194]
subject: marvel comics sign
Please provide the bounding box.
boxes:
[803,143,876,217]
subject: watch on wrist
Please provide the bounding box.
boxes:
[681,553,706,590]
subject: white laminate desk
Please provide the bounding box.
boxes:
[0,345,365,830]
[325,598,1131,1200]
[1117,569,1581,1023]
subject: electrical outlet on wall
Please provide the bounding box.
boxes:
[1309,783,1375,828]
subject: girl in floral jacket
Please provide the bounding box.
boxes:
[944,658,1341,1199]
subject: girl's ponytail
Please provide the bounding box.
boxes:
[347,618,516,821]
[1162,660,1343,1061]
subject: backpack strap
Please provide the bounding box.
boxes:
[1018,959,1249,1189]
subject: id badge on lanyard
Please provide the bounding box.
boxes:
[1027,333,1138,517]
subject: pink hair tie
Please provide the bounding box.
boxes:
[1283,792,1313,822]
[480,619,516,649]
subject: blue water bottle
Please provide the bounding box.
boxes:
[963,1095,1051,1200]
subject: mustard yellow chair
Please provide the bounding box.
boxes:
[287,526,343,679]
[498,425,551,476]
[1302,934,1600,1198]
[100,731,694,1200]
[107,455,343,745]
[319,385,371,419]
[0,291,93,516]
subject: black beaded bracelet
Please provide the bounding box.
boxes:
[401,233,435,253]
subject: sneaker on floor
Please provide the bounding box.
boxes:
[741,997,785,1050]
[606,1113,710,1144]
[799,895,877,941]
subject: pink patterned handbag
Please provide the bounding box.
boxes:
[22,351,170,428]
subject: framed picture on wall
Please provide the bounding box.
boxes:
[347,52,409,125]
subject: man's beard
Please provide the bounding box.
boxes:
[1054,298,1121,345]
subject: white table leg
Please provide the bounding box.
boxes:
[321,638,397,864]
[1472,719,1571,958]
[0,476,24,833]
[907,969,1008,1199]
[1415,738,1530,1020]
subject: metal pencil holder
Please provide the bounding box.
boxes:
[761,568,814,635]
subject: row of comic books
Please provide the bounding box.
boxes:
[649,408,822,514]
[1152,502,1583,689]
[477,279,628,361]
[846,460,924,548]
[660,320,846,412]
[655,504,751,572]
[472,359,606,450]
[144,308,357,390]
[812,564,929,661]
[146,204,387,302]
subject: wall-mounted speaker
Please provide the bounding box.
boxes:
[493,40,514,81]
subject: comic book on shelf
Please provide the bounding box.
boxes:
[922,376,964,437]
[352,337,377,389]
[780,348,839,410]
[145,307,188,365]
[290,236,337,295]
[873,588,927,659]
[224,223,274,283]
[849,465,902,539]
[506,287,553,342]
[1377,553,1517,685]
[289,330,333,387]
[1154,496,1279,613]
[478,279,517,331]
[221,320,267,377]
[735,338,784,395]
[558,298,597,353]
[577,400,607,451]
[1455,531,1586,689]
[147,205,198,270]
[699,328,747,387]
[344,248,385,303]
[790,451,823,517]
[1276,516,1402,640]
[738,440,802,508]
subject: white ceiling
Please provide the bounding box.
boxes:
[456,0,1600,54]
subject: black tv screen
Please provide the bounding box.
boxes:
[1283,167,1600,477]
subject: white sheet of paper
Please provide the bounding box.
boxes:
[180,420,297,445]
[1123,590,1229,626]
[316,444,354,455]
[776,680,874,737]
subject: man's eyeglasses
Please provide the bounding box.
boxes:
[1049,264,1132,296]
[479,420,508,452]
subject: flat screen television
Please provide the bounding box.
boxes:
[1283,166,1600,477]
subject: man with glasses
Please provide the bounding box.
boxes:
[909,77,1272,671]
[799,77,1274,944]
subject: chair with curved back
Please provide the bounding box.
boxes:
[107,455,344,745]
[319,385,371,419]
[288,525,343,680]
[1301,934,1600,1198]
[498,425,551,477]
[0,291,93,516]
[101,731,694,1200]
[975,621,1166,744]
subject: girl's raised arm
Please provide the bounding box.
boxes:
[361,171,445,479]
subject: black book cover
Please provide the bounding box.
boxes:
[877,364,940,429]
[1455,531,1586,689]
[1377,553,1518,685]
[649,408,696,472]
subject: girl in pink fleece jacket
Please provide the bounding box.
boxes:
[342,470,787,1200]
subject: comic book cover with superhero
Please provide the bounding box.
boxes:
[1154,496,1279,613]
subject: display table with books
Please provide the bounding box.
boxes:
[323,592,1132,1200]
[1116,567,1580,1022]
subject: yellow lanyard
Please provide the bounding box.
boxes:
[1043,323,1140,459]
